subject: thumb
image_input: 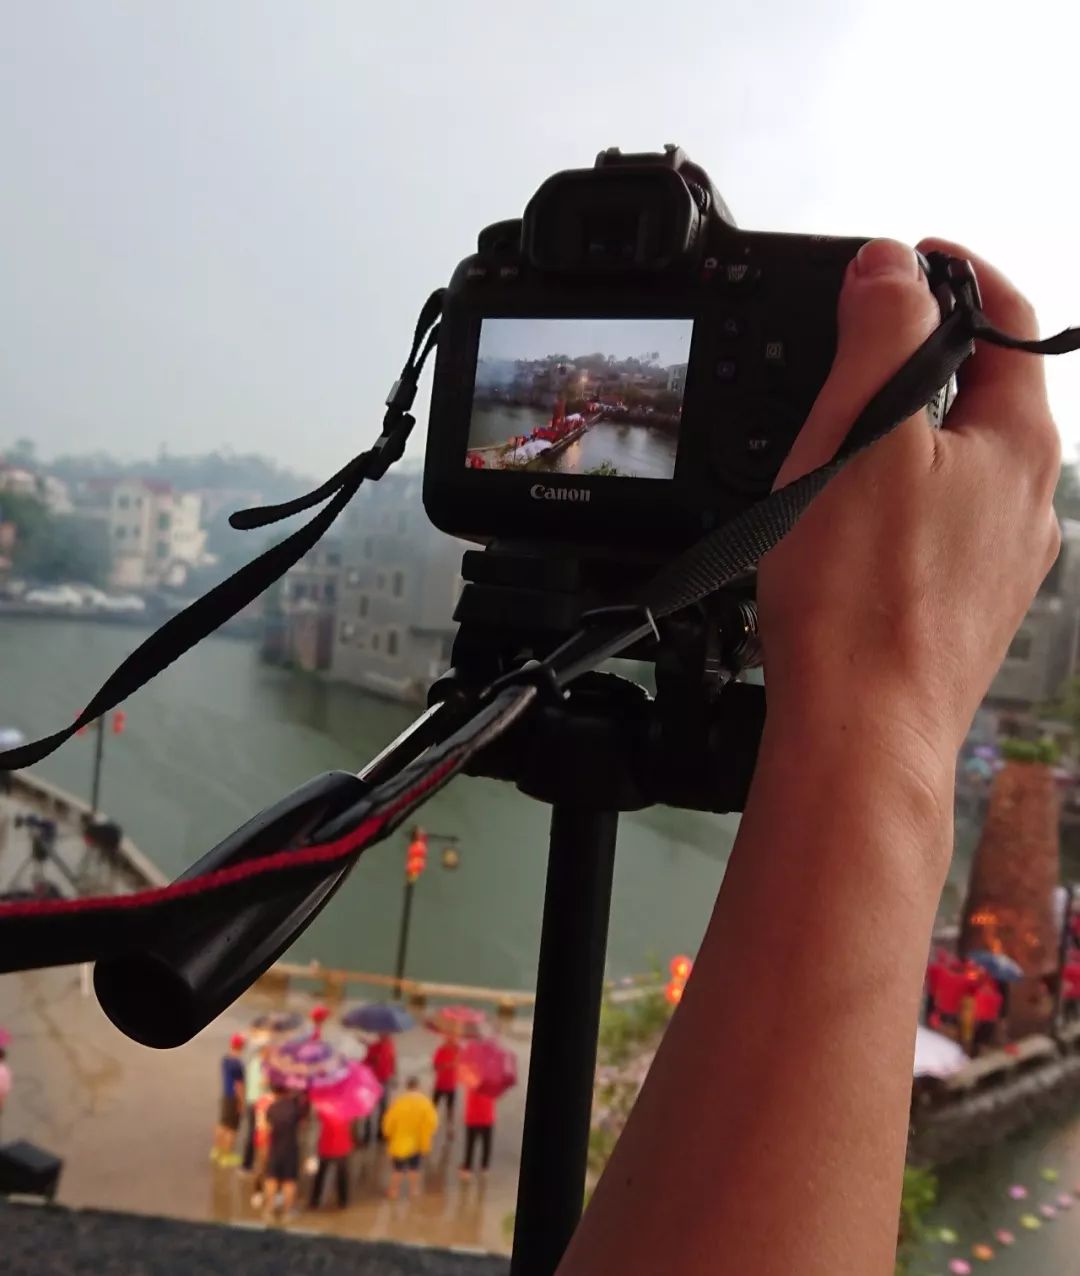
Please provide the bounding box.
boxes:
[774,238,941,487]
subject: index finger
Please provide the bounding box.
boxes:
[918,236,1052,424]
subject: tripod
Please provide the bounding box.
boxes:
[433,542,766,1275]
[5,818,79,898]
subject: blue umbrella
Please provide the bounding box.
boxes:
[342,1003,416,1034]
[968,950,1024,982]
[251,1011,304,1034]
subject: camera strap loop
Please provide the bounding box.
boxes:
[638,255,1080,620]
[0,290,445,773]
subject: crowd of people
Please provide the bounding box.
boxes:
[923,950,1004,1054]
[210,1023,502,1221]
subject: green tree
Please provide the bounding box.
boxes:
[16,514,110,586]
[896,1166,938,1273]
[0,492,110,586]
[0,490,49,544]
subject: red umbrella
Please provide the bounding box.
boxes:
[426,1005,487,1038]
[459,1038,517,1099]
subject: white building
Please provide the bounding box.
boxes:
[83,479,207,590]
[666,363,688,394]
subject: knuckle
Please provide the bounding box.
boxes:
[1032,416,1062,493]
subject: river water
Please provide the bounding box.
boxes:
[0,618,735,988]
[468,404,678,479]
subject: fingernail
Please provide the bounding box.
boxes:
[854,239,920,280]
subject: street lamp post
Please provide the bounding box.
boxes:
[393,826,460,1000]
[80,708,127,815]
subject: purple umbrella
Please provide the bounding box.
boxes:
[266,1034,351,1090]
[265,1034,382,1120]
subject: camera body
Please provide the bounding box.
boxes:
[424,145,941,554]
[14,813,55,838]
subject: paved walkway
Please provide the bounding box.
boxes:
[0,960,529,1254]
[0,789,531,1256]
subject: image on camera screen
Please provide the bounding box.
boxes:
[465,318,693,478]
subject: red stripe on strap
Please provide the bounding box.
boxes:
[0,754,459,921]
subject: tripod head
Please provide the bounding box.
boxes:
[430,541,765,812]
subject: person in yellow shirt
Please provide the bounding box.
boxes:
[381,1075,439,1200]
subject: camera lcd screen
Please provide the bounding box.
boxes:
[465,318,692,479]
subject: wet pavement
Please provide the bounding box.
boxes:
[0,959,528,1255]
[0,787,529,1257]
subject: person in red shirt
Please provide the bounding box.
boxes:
[931,960,966,1029]
[310,1107,354,1209]
[432,1035,460,1132]
[459,1084,497,1181]
[923,948,949,1023]
[1062,953,1080,1019]
[363,1033,396,1145]
[972,976,1004,1054]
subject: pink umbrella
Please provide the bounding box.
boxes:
[0,1028,10,1050]
[426,1005,487,1038]
[309,1060,382,1121]
[460,1038,518,1099]
[266,1034,381,1119]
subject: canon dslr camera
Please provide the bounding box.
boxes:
[424,144,951,554]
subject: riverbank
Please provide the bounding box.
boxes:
[0,599,261,640]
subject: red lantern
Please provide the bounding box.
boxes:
[406,832,428,880]
[112,709,127,735]
[664,981,685,1006]
[669,954,693,982]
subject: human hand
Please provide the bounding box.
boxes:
[758,237,1061,767]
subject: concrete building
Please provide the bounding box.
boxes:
[330,470,462,703]
[261,540,341,673]
[81,479,207,590]
[666,363,688,394]
[985,519,1080,714]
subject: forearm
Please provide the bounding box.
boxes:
[561,712,952,1276]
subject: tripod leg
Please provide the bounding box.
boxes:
[510,805,617,1276]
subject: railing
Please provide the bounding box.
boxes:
[6,769,167,893]
[255,960,663,1020]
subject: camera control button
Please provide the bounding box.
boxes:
[718,316,745,340]
[763,339,786,365]
[711,400,802,494]
[714,359,739,383]
[714,262,762,292]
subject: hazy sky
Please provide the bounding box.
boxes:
[478,319,694,369]
[4,1,1079,477]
